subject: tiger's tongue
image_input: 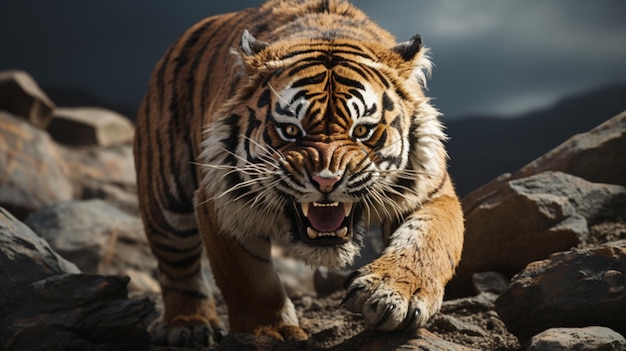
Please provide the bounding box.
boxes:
[308,204,345,233]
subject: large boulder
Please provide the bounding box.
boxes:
[0,70,55,128]
[0,207,79,316]
[495,242,626,344]
[0,111,74,219]
[527,326,626,351]
[0,207,156,351]
[512,110,626,188]
[24,199,156,283]
[449,171,626,296]
[47,107,134,147]
[60,144,138,214]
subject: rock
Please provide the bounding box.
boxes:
[471,272,509,295]
[0,207,79,316]
[495,243,626,344]
[24,199,156,285]
[449,171,626,296]
[0,207,155,350]
[512,110,626,188]
[47,107,134,147]
[0,70,55,128]
[429,315,487,337]
[1,274,156,351]
[60,144,138,214]
[528,326,626,351]
[0,111,74,219]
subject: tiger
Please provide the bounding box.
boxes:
[133,0,464,346]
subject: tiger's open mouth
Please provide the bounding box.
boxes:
[294,201,355,246]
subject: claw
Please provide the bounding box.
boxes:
[214,328,226,343]
[341,284,365,306]
[374,304,395,329]
[344,270,363,289]
[402,308,420,331]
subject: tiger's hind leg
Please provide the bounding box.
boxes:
[195,194,309,341]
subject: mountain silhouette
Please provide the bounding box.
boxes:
[446,83,626,196]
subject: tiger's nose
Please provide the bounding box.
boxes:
[312,174,341,193]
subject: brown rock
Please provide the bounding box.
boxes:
[0,111,73,219]
[47,107,134,146]
[495,243,626,344]
[449,171,626,296]
[513,110,626,188]
[0,70,55,128]
[528,326,626,351]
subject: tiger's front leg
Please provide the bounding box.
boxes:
[195,195,308,341]
[342,190,464,330]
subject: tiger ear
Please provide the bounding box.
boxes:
[392,34,423,61]
[240,29,269,56]
[391,34,432,87]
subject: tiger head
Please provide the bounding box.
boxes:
[200,30,447,268]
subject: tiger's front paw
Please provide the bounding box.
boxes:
[342,264,444,331]
[253,323,309,341]
[150,314,225,347]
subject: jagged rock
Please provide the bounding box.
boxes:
[47,107,134,146]
[449,171,626,296]
[24,199,157,287]
[0,207,79,317]
[528,326,626,351]
[0,111,74,219]
[0,206,155,351]
[0,70,55,128]
[512,110,626,188]
[1,274,156,351]
[495,242,626,344]
[60,144,138,214]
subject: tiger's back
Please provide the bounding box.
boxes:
[134,0,463,346]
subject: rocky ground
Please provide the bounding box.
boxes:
[2,70,626,351]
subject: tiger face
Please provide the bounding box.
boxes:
[200,33,445,268]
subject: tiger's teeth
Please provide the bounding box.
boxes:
[336,227,348,239]
[344,203,352,217]
[307,227,317,239]
[301,202,310,217]
[313,201,339,207]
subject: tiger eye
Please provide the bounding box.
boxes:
[353,125,370,139]
[283,124,300,138]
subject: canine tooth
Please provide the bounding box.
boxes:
[336,227,348,238]
[344,203,352,217]
[301,202,310,217]
[307,227,317,239]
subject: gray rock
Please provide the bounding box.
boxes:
[60,144,138,214]
[449,171,626,296]
[0,111,74,219]
[47,107,134,147]
[496,243,626,344]
[471,272,509,295]
[24,199,156,284]
[528,326,626,351]
[0,207,79,316]
[1,274,156,351]
[0,70,55,128]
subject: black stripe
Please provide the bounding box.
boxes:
[291,71,327,88]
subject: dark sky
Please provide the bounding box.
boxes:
[1,0,625,119]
